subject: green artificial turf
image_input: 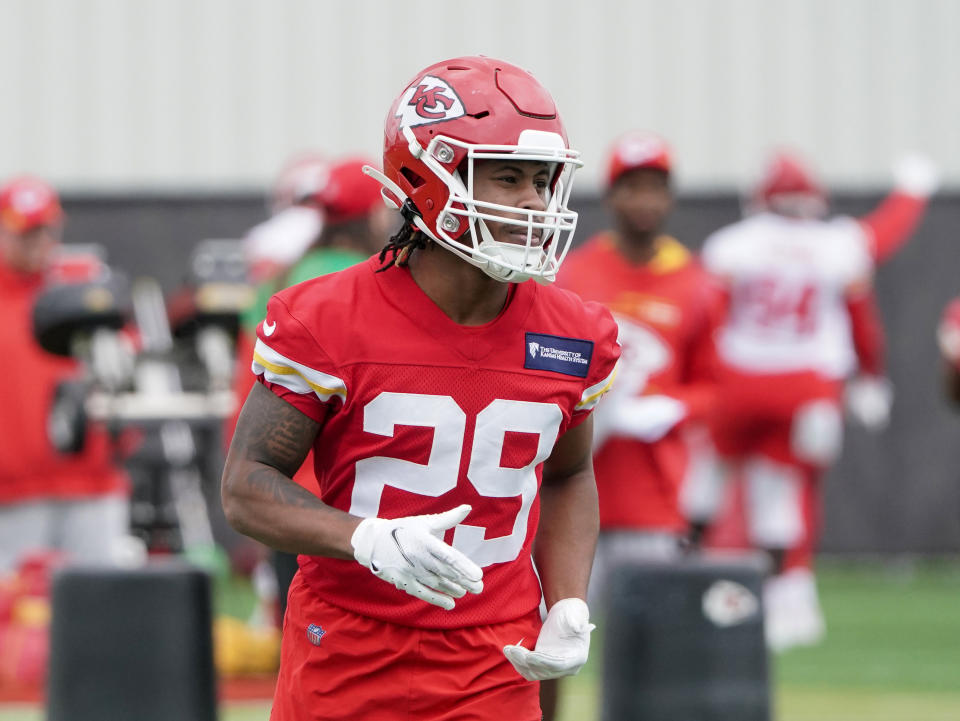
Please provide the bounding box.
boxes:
[3,559,958,721]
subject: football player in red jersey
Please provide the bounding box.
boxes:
[0,176,129,571]
[937,298,960,404]
[545,131,720,721]
[221,56,620,721]
[682,150,937,651]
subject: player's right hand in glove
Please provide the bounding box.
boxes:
[845,375,893,431]
[351,503,483,610]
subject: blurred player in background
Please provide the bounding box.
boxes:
[231,155,392,623]
[682,151,938,651]
[243,151,329,285]
[545,131,720,718]
[222,56,619,721]
[936,299,960,405]
[0,176,128,572]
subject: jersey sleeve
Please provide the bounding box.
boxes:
[674,274,724,421]
[700,229,736,280]
[251,294,347,424]
[829,217,875,291]
[570,303,621,426]
[845,288,885,376]
[857,190,929,263]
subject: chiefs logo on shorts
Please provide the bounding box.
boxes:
[395,75,465,128]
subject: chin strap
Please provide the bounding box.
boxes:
[362,164,439,241]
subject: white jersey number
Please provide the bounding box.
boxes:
[351,392,563,567]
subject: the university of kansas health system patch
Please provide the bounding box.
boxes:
[524,332,593,378]
[306,623,326,646]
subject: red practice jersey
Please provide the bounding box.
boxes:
[251,256,620,629]
[0,262,127,503]
[558,234,718,532]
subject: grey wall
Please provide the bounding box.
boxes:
[3,0,959,193]
[58,192,960,554]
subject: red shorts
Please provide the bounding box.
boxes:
[710,368,842,467]
[271,572,542,721]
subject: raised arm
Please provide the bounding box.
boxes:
[221,382,360,558]
[858,153,938,263]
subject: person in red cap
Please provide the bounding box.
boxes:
[0,176,128,573]
[230,155,396,623]
[548,131,722,721]
[243,152,329,285]
[682,150,938,652]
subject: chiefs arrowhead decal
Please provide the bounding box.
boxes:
[396,75,466,129]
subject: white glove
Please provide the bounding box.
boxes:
[503,598,595,681]
[845,375,893,430]
[892,152,939,198]
[351,504,483,610]
[610,394,687,442]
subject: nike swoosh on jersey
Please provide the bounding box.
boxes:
[263,319,277,336]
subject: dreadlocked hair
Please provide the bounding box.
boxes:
[377,199,430,272]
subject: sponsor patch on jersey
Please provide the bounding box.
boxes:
[395,75,466,129]
[524,332,593,378]
[306,623,326,647]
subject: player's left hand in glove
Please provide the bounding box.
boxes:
[845,375,893,430]
[351,504,483,610]
[503,598,595,681]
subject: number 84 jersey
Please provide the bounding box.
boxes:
[252,256,620,628]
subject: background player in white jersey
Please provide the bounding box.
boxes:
[221,56,620,720]
[682,150,937,651]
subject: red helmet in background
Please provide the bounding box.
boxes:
[0,176,63,233]
[310,157,384,225]
[751,151,828,218]
[364,55,583,283]
[606,131,672,188]
[270,152,329,215]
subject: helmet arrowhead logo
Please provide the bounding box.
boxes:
[396,75,465,129]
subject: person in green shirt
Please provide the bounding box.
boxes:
[234,155,395,622]
[241,156,393,335]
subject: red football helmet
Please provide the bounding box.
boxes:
[364,56,582,283]
[270,152,329,215]
[0,176,63,233]
[310,157,384,225]
[606,131,672,188]
[751,151,827,218]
